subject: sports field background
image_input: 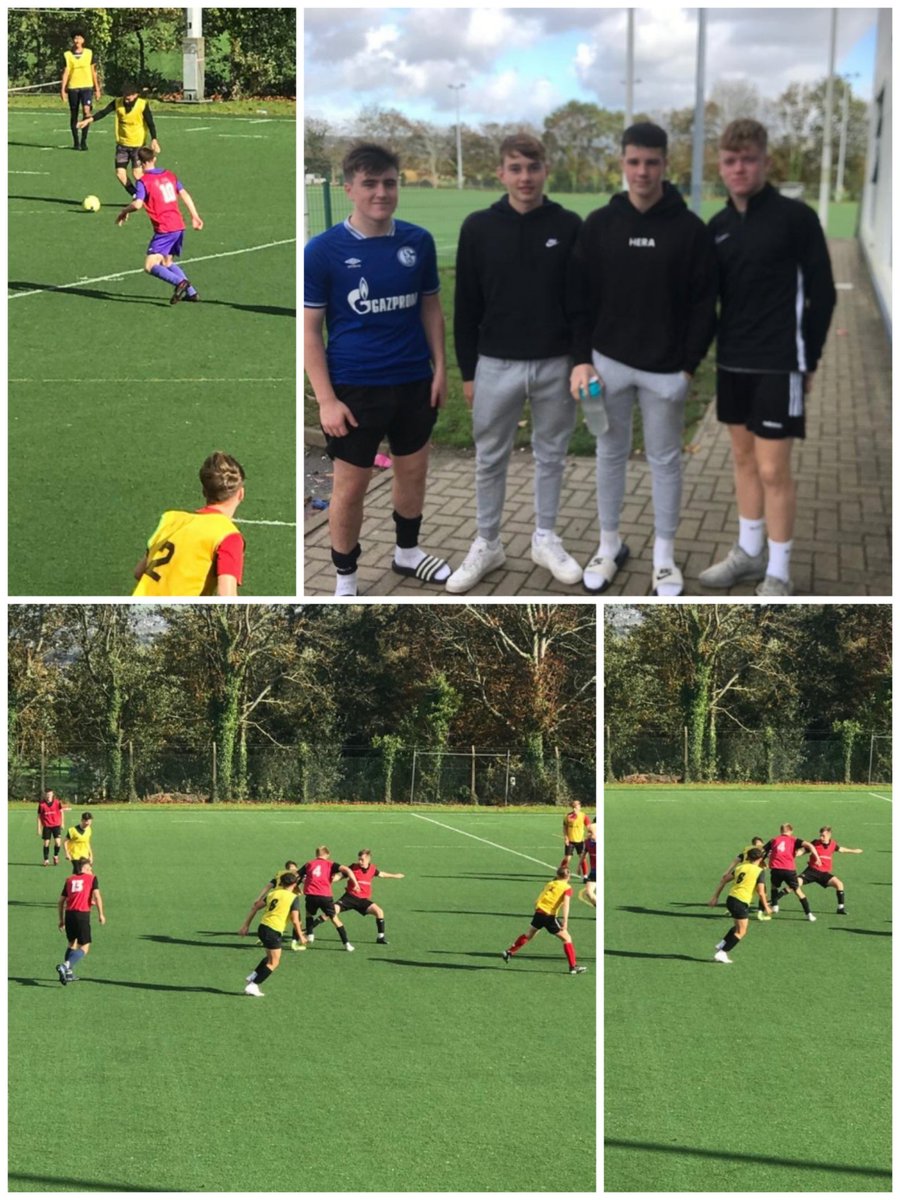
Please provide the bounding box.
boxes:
[9,807,596,1193]
[605,785,891,1192]
[9,107,296,596]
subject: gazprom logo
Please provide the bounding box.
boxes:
[347,276,419,315]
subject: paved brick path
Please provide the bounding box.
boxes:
[304,239,890,598]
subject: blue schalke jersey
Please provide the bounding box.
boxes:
[304,218,440,386]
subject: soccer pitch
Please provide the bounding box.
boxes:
[604,785,891,1192]
[9,806,596,1193]
[8,109,295,596]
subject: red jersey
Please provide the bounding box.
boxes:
[137,168,185,233]
[38,798,63,827]
[300,858,342,897]
[809,838,839,874]
[343,862,379,901]
[61,872,98,913]
[765,835,803,871]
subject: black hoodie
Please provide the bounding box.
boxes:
[454,194,583,381]
[569,181,717,375]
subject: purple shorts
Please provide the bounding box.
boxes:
[147,229,184,259]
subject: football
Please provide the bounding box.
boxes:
[82,195,101,212]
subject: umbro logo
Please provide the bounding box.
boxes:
[715,233,730,244]
[344,257,362,268]
[762,420,783,429]
[545,238,559,248]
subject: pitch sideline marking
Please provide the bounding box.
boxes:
[8,238,295,300]
[10,377,293,384]
[868,792,892,803]
[411,812,556,869]
[234,519,295,527]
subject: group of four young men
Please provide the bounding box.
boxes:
[305,119,836,598]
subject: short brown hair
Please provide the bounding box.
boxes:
[342,142,400,182]
[136,145,156,166]
[499,132,545,164]
[720,118,768,153]
[199,452,245,503]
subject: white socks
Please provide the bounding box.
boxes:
[766,538,793,584]
[334,570,358,597]
[599,529,622,559]
[394,545,451,582]
[738,516,766,558]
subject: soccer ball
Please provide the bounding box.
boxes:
[82,195,101,212]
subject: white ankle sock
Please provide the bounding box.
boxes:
[394,545,450,582]
[599,529,622,559]
[653,537,675,570]
[766,538,792,583]
[335,570,358,597]
[738,517,766,558]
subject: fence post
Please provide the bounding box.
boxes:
[683,726,689,782]
[555,744,561,804]
[605,725,611,782]
[470,745,476,806]
[40,737,46,797]
[322,180,332,228]
[211,740,217,803]
[504,751,511,806]
[868,733,875,785]
[128,740,135,802]
[409,748,417,806]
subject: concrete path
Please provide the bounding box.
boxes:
[303,239,890,598]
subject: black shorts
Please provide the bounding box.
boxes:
[41,826,62,838]
[770,868,800,892]
[529,910,562,935]
[305,895,337,920]
[800,868,834,888]
[115,143,143,169]
[64,911,92,945]
[716,368,806,440]
[565,841,586,855]
[68,88,94,114]
[335,893,372,916]
[257,923,284,950]
[726,895,750,921]
[325,378,436,468]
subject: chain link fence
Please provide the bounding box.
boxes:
[9,743,595,806]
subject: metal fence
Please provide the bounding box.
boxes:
[605,731,891,785]
[9,744,596,806]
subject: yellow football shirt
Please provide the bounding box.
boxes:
[64,49,94,89]
[133,510,242,597]
[729,861,764,904]
[259,887,299,932]
[535,878,571,916]
[564,811,588,842]
[65,824,92,860]
[115,96,149,147]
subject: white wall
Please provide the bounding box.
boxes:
[859,9,891,333]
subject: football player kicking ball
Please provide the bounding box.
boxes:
[311,848,403,945]
[707,847,772,963]
[240,872,305,997]
[502,868,586,974]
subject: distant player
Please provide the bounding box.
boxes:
[799,826,862,915]
[240,872,305,997]
[76,81,160,194]
[37,789,71,866]
[56,859,105,985]
[242,860,306,950]
[502,867,587,974]
[579,822,597,908]
[561,800,589,871]
[132,452,245,597]
[298,846,360,951]
[764,823,822,920]
[313,848,404,945]
[713,836,769,916]
[61,30,100,151]
[115,146,202,303]
[64,811,94,866]
[708,847,771,962]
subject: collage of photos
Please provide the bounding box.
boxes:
[6,4,892,1197]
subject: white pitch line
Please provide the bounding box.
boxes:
[9,170,50,174]
[10,377,292,384]
[8,238,295,299]
[868,792,892,802]
[185,127,212,132]
[218,134,266,139]
[234,519,295,527]
[411,812,556,869]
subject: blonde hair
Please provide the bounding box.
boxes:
[720,119,768,153]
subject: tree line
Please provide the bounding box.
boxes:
[604,605,891,783]
[8,605,596,804]
[9,8,296,99]
[306,76,868,198]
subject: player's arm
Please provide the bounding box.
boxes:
[91,62,101,98]
[57,894,66,928]
[134,554,149,581]
[800,839,822,866]
[116,198,144,226]
[708,868,735,906]
[304,306,358,438]
[60,63,70,100]
[178,186,203,231]
[143,104,160,153]
[77,99,114,129]
[93,886,106,923]
[289,909,306,942]
[378,871,405,880]
[216,574,239,597]
[755,881,773,914]
[338,864,362,892]
[420,291,447,409]
[837,846,863,854]
[63,835,73,861]
[238,897,267,936]
[559,893,571,932]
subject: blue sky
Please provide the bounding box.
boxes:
[304,7,880,128]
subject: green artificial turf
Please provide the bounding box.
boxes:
[9,806,596,1192]
[9,108,296,596]
[604,785,892,1192]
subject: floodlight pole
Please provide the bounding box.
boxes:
[449,82,465,189]
[818,9,837,230]
[836,72,859,202]
[625,9,635,128]
[689,8,707,216]
[183,6,205,102]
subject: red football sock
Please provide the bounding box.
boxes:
[564,942,577,969]
[508,934,529,955]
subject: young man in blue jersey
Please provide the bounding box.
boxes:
[448,133,583,593]
[699,119,836,596]
[304,143,451,597]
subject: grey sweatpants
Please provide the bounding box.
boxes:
[584,351,689,541]
[471,355,577,543]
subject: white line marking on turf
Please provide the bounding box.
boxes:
[868,792,892,801]
[9,170,51,174]
[218,134,266,138]
[8,238,296,299]
[185,127,212,132]
[411,812,556,869]
[234,519,296,527]
[10,377,293,384]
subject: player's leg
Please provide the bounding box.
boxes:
[528,356,582,584]
[791,879,815,920]
[79,93,92,148]
[368,902,388,944]
[68,92,81,149]
[330,913,354,950]
[553,927,584,974]
[584,356,636,593]
[503,923,537,961]
[638,369,689,595]
[42,837,50,865]
[53,835,61,865]
[115,144,137,196]
[389,383,450,584]
[754,433,796,592]
[329,458,373,596]
[828,875,847,913]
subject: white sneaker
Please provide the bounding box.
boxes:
[445,537,506,593]
[530,531,583,585]
[244,982,264,996]
[807,913,817,922]
[305,933,314,944]
[345,942,355,952]
[713,950,732,964]
[772,905,779,913]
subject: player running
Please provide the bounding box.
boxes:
[502,867,587,974]
[298,847,361,951]
[56,859,105,984]
[764,823,822,920]
[561,800,590,871]
[76,81,160,194]
[115,146,202,303]
[240,872,305,997]
[311,848,404,945]
[798,826,862,915]
[708,847,771,962]
[64,811,94,867]
[712,836,770,918]
[240,861,307,950]
[37,789,71,866]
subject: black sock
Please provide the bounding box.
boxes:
[799,896,811,915]
[722,930,739,952]
[314,914,326,927]
[43,847,49,862]
[332,543,361,574]
[124,181,137,196]
[337,924,349,945]
[376,917,385,936]
[837,890,845,907]
[393,510,422,549]
[305,920,314,937]
[254,964,272,984]
[70,117,79,146]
